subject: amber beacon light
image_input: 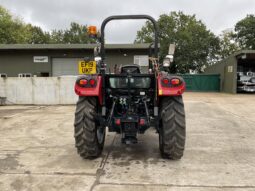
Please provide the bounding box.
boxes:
[88,26,97,37]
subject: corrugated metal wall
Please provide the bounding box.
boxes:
[179,74,220,92]
[204,55,238,93]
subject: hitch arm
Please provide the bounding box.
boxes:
[142,97,150,126]
[107,97,117,125]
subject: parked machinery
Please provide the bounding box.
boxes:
[73,15,186,160]
[237,71,255,92]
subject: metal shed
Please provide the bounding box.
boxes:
[0,44,150,77]
[204,50,255,93]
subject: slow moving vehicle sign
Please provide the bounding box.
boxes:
[78,61,97,74]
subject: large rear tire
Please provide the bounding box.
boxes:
[159,96,186,160]
[74,97,105,159]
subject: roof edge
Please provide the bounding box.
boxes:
[0,43,153,50]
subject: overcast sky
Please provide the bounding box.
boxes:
[0,0,254,43]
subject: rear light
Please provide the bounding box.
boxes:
[139,119,145,125]
[162,78,169,85]
[79,79,88,85]
[115,119,121,125]
[78,78,97,87]
[161,77,182,86]
[89,79,96,86]
[171,78,180,85]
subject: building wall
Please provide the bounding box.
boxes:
[0,49,93,77]
[0,49,148,77]
[105,49,148,73]
[204,61,225,92]
[223,56,237,93]
[205,56,237,93]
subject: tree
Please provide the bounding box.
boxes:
[50,29,65,43]
[234,14,255,49]
[0,5,94,44]
[0,6,26,43]
[218,29,239,59]
[63,22,89,43]
[135,12,220,73]
[24,24,51,44]
[0,6,50,44]
[49,22,95,44]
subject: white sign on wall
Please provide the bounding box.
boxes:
[134,55,149,66]
[228,66,233,73]
[33,56,49,63]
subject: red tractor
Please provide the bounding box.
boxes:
[74,15,186,160]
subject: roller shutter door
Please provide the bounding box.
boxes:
[52,58,82,76]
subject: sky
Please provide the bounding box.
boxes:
[0,0,254,43]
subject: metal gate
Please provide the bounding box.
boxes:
[179,74,220,92]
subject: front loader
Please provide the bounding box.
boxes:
[74,15,186,160]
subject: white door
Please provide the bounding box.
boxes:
[52,58,83,76]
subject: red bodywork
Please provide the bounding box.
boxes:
[74,75,103,105]
[157,75,185,96]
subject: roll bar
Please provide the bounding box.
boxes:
[100,15,159,61]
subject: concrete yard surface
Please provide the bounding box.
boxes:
[0,93,255,191]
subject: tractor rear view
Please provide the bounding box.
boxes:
[74,15,186,160]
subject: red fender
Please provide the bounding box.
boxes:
[74,75,103,105]
[157,75,185,96]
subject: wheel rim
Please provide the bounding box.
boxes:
[97,126,105,144]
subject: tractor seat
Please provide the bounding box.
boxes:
[120,65,141,74]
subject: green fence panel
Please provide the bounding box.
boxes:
[179,74,220,92]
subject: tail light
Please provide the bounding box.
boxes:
[89,79,96,86]
[77,78,97,87]
[115,119,121,125]
[161,77,182,86]
[162,78,169,85]
[139,119,145,125]
[171,78,180,85]
[79,79,88,85]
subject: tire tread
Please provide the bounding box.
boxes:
[159,96,186,160]
[74,97,104,159]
